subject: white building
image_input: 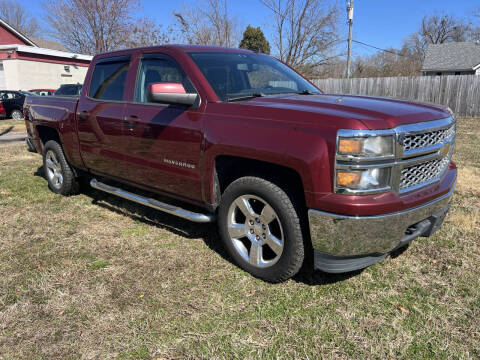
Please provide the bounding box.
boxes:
[0,19,92,91]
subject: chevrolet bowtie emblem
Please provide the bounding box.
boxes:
[439,143,451,157]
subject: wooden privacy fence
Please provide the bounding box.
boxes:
[311,75,480,118]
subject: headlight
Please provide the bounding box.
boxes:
[338,135,394,157]
[335,130,395,194]
[336,168,391,191]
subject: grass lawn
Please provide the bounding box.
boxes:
[0,118,479,359]
[0,119,26,135]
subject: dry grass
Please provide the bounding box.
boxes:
[0,118,479,359]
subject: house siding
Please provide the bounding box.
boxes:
[1,59,88,90]
[423,70,476,76]
[0,26,29,46]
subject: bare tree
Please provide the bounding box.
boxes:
[350,45,422,78]
[405,14,470,59]
[174,0,240,47]
[122,18,173,49]
[471,6,480,23]
[0,0,39,37]
[43,0,170,54]
[327,12,473,80]
[469,6,480,41]
[261,0,341,75]
[315,60,346,79]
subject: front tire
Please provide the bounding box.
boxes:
[43,140,79,195]
[218,177,305,282]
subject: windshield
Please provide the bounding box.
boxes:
[189,52,321,102]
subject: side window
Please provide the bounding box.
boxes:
[89,57,130,101]
[135,56,195,103]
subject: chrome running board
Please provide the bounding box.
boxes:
[90,178,215,223]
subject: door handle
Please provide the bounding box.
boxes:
[78,110,89,121]
[124,115,140,130]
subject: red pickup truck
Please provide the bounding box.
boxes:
[24,45,457,282]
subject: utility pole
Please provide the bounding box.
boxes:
[346,0,354,78]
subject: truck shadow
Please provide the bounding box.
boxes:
[34,165,363,286]
[294,268,363,285]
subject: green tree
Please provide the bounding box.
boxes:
[239,25,270,54]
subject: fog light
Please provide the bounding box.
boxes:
[336,168,390,191]
[337,171,361,188]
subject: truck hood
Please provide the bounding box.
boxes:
[245,93,451,129]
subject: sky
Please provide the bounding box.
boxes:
[17,0,479,58]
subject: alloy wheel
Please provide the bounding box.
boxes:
[227,195,284,268]
[11,110,23,120]
[45,150,63,189]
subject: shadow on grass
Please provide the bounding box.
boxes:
[34,165,361,286]
[295,269,364,285]
[0,126,13,136]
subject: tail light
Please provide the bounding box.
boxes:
[0,101,5,115]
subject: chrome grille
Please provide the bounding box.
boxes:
[403,124,455,152]
[400,156,450,189]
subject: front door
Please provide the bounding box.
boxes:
[122,53,204,202]
[76,56,130,179]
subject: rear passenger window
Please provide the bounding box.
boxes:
[89,57,130,101]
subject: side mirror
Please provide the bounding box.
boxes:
[147,83,198,106]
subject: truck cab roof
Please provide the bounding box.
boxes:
[95,44,256,59]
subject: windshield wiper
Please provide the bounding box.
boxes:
[227,93,265,102]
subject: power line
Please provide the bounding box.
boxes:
[351,40,421,60]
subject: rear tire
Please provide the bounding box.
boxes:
[218,176,305,283]
[43,140,79,195]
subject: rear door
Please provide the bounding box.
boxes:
[122,53,204,201]
[76,56,131,179]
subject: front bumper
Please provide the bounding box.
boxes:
[309,179,456,273]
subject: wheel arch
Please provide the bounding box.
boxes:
[213,155,307,212]
[36,125,79,177]
[36,125,61,149]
